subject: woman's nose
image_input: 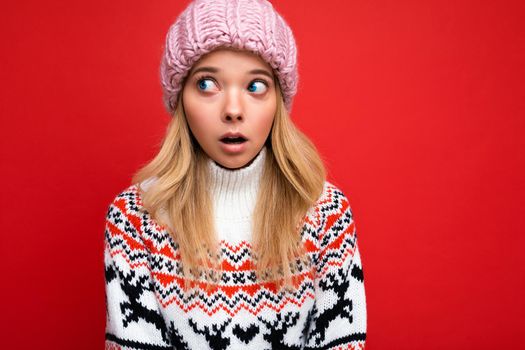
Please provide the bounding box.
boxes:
[222,88,243,122]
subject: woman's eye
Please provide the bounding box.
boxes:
[196,78,217,92]
[196,77,268,94]
[247,81,268,94]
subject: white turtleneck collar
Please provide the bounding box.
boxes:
[207,146,267,223]
[207,146,267,244]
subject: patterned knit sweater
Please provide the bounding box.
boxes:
[104,146,367,350]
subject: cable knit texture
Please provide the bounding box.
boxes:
[160,0,299,115]
[103,147,367,349]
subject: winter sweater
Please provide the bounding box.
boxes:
[104,146,367,350]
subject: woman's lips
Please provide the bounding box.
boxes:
[219,139,248,154]
[220,131,248,140]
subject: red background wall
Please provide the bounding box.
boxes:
[1,0,523,348]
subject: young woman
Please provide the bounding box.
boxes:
[103,0,367,349]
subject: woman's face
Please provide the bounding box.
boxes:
[182,48,277,170]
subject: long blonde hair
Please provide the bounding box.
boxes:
[132,78,327,293]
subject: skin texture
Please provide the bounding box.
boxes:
[182,48,277,170]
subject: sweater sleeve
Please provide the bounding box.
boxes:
[304,189,367,349]
[103,192,173,350]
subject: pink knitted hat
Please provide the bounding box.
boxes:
[160,0,298,116]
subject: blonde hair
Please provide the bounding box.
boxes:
[132,78,326,293]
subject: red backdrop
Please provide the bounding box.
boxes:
[1,0,524,348]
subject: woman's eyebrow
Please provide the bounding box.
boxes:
[191,66,219,76]
[191,66,273,79]
[249,69,274,79]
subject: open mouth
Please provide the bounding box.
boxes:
[220,136,247,144]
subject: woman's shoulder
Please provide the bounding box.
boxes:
[316,180,354,217]
[302,180,354,243]
[104,179,159,241]
[103,183,151,267]
[104,178,171,247]
[107,176,158,215]
[106,183,144,218]
[310,180,357,261]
